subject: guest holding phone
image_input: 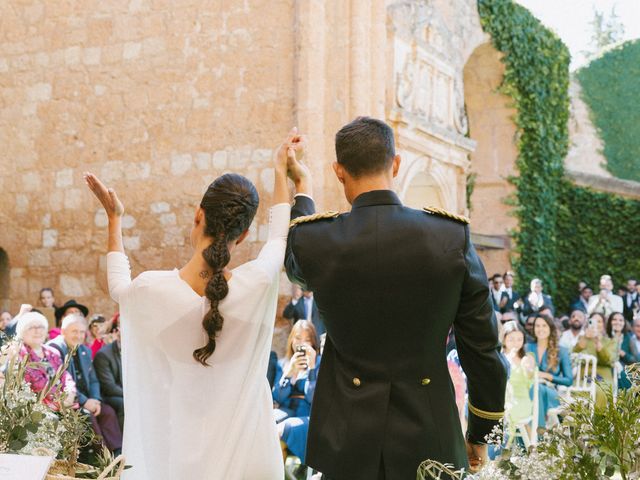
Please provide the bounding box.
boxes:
[273,320,320,463]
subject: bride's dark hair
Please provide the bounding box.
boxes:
[193,173,259,366]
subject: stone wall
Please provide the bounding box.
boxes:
[0,0,521,328]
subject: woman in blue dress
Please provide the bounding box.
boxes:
[273,320,321,462]
[525,313,572,431]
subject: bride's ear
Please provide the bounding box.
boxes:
[235,229,250,246]
[194,206,204,227]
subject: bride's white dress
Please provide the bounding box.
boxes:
[106,203,289,480]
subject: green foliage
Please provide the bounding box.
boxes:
[477,0,570,294]
[577,39,640,182]
[554,180,640,313]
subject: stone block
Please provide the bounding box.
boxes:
[65,46,81,65]
[159,213,176,226]
[170,153,192,176]
[195,152,211,170]
[83,47,102,66]
[150,201,170,213]
[59,274,85,297]
[15,194,29,213]
[28,249,50,267]
[22,172,41,192]
[260,168,274,194]
[124,162,151,181]
[94,210,108,228]
[27,83,52,102]
[123,236,140,250]
[56,168,74,187]
[64,189,83,210]
[42,229,58,248]
[123,42,142,60]
[122,215,137,229]
[212,150,228,169]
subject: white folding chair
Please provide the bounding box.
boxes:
[613,361,623,402]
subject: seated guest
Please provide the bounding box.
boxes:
[587,274,623,315]
[86,314,106,358]
[525,314,572,431]
[0,310,15,347]
[559,309,586,350]
[94,322,124,430]
[48,313,122,453]
[50,299,89,341]
[499,271,521,314]
[489,273,504,312]
[573,312,617,410]
[273,320,320,463]
[38,288,58,331]
[15,309,76,410]
[502,321,535,440]
[607,312,637,390]
[570,286,593,314]
[521,279,555,318]
[630,317,640,361]
[282,285,325,337]
[523,314,537,344]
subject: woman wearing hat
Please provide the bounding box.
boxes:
[14,306,77,410]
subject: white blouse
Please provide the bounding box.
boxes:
[107,203,290,480]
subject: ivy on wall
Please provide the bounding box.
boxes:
[477,0,640,313]
[477,0,570,296]
[577,39,640,182]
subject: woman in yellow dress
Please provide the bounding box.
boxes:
[573,312,617,410]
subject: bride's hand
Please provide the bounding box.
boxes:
[275,127,304,173]
[83,172,124,219]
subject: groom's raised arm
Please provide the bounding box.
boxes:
[285,194,316,289]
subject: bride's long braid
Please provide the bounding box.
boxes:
[193,174,259,366]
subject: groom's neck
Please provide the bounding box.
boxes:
[344,174,394,205]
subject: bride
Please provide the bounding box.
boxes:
[84,130,304,480]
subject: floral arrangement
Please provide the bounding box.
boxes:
[0,339,120,478]
[418,363,640,480]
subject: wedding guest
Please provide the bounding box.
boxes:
[606,312,637,390]
[622,278,638,324]
[502,321,535,440]
[570,286,593,314]
[48,313,122,453]
[521,279,554,318]
[15,310,76,410]
[489,273,504,312]
[630,317,640,360]
[587,274,623,315]
[0,310,15,347]
[267,351,280,389]
[559,309,586,350]
[283,286,325,336]
[525,314,572,430]
[273,320,320,462]
[94,322,124,430]
[499,272,521,314]
[573,312,616,410]
[50,299,89,341]
[86,314,106,358]
[38,288,57,331]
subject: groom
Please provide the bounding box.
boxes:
[285,117,507,479]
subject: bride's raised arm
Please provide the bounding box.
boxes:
[84,172,131,303]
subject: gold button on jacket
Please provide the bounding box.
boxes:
[352,377,361,387]
[421,378,431,386]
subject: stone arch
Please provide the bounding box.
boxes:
[0,249,9,311]
[396,154,455,210]
[462,41,519,273]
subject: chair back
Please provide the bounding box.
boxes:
[569,353,597,408]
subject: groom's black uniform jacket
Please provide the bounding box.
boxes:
[285,190,508,480]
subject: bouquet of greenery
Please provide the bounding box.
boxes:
[418,363,640,480]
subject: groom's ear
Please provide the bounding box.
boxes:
[332,162,345,184]
[392,154,401,178]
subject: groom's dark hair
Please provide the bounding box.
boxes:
[335,116,395,178]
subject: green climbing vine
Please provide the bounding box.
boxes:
[477,0,640,313]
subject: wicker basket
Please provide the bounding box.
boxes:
[45,455,126,480]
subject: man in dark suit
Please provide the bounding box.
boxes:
[48,313,122,453]
[283,286,325,337]
[623,278,638,324]
[94,330,124,430]
[499,271,521,314]
[284,117,507,479]
[570,285,593,314]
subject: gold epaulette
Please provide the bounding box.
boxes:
[289,211,340,228]
[468,402,504,421]
[423,206,469,224]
